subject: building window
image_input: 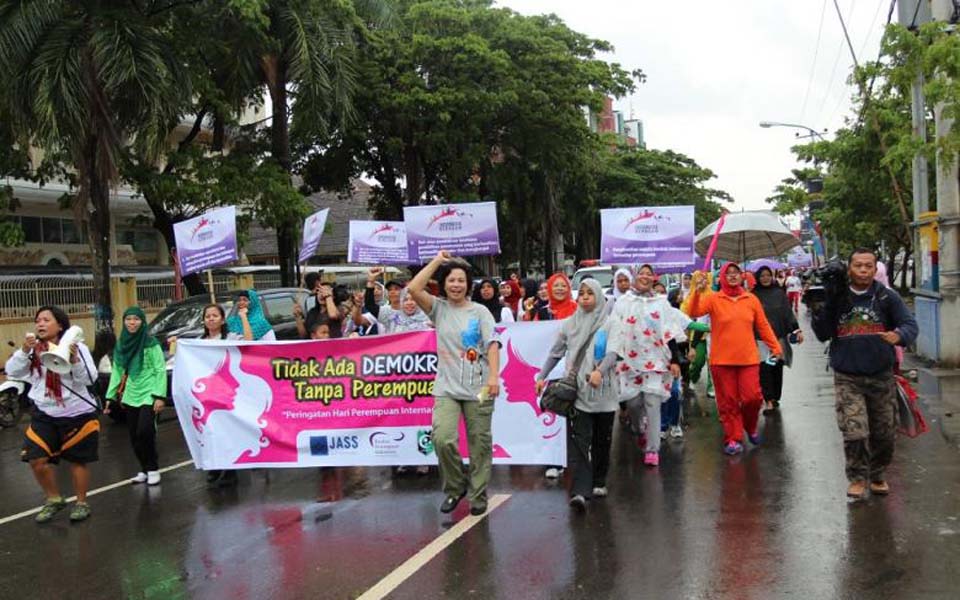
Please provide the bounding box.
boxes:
[62,220,82,244]
[119,229,159,254]
[42,217,63,243]
[20,217,42,243]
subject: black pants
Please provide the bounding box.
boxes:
[759,361,785,402]
[568,409,615,499]
[125,405,159,472]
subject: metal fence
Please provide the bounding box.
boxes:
[251,271,283,290]
[136,273,242,310]
[0,276,96,319]
[0,269,295,320]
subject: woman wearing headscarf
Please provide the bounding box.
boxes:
[105,307,167,485]
[473,278,514,323]
[6,306,99,523]
[688,264,782,455]
[525,273,577,322]
[753,267,803,413]
[499,280,521,320]
[375,288,433,334]
[612,268,632,302]
[608,265,690,466]
[228,290,276,341]
[526,272,578,478]
[535,279,617,509]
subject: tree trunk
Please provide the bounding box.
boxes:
[82,135,114,332]
[267,58,297,287]
[138,187,209,297]
[403,135,424,206]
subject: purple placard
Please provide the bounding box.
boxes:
[299,208,330,263]
[173,206,238,276]
[600,206,696,267]
[403,202,500,262]
[348,220,409,264]
[787,246,813,267]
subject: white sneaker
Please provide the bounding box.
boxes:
[146,471,161,486]
[545,467,563,479]
[592,486,608,498]
[659,430,668,440]
[131,472,147,484]
[669,425,684,439]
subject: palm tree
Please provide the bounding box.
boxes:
[0,1,188,329]
[234,0,393,285]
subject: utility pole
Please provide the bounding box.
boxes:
[897,0,932,291]
[932,0,960,365]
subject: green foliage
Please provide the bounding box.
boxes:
[764,21,960,265]
[594,144,730,232]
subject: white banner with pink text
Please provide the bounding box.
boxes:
[171,321,566,469]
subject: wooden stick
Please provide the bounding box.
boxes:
[206,269,215,304]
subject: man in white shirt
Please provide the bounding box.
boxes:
[785,271,803,313]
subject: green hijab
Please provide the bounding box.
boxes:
[113,306,159,379]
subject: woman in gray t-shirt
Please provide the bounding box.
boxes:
[407,250,500,516]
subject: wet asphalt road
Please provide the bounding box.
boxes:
[0,316,958,600]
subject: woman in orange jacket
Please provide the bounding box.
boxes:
[687,263,782,455]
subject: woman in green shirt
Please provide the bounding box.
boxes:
[105,307,167,486]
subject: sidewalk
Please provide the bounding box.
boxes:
[904,352,960,451]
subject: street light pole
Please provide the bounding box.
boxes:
[758,120,828,141]
[761,120,830,261]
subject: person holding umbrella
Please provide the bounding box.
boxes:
[687,264,782,455]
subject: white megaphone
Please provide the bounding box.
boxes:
[41,326,84,375]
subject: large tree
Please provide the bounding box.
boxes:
[0,0,189,329]
[320,0,638,273]
[227,0,368,286]
[121,1,308,296]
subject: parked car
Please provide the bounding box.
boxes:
[571,265,615,298]
[149,288,306,402]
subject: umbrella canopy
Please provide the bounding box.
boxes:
[695,211,800,263]
[745,258,787,272]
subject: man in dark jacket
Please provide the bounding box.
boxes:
[811,248,918,499]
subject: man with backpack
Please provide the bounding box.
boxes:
[811,248,918,499]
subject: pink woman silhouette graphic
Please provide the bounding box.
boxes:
[191,351,240,434]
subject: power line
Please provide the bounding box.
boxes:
[799,0,830,124]
[833,0,861,69]
[857,0,884,59]
[814,0,855,126]
[825,0,892,128]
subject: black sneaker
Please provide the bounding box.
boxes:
[440,492,466,514]
[469,500,487,516]
[569,495,587,511]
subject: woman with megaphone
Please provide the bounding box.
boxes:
[105,307,167,486]
[4,305,99,524]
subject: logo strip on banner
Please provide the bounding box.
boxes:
[171,322,566,469]
[599,205,696,268]
[403,201,500,262]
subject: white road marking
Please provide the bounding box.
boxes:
[358,494,512,600]
[0,459,194,526]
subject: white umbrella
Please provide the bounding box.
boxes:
[695,211,800,263]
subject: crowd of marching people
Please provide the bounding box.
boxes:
[5,250,915,522]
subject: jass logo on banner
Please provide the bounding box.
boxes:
[309,435,360,456]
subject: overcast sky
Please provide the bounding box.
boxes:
[497,0,889,211]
